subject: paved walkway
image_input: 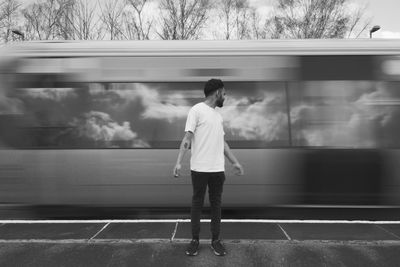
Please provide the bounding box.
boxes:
[1,220,400,266]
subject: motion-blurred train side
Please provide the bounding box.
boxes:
[1,39,400,215]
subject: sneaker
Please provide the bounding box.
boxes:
[211,240,226,256]
[185,239,199,256]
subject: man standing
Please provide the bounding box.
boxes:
[173,79,244,256]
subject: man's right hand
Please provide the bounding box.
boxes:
[173,163,181,178]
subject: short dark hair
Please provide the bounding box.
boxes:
[204,79,224,97]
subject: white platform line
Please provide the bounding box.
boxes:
[244,220,400,224]
[0,239,170,244]
[89,222,110,241]
[171,221,179,241]
[270,205,400,209]
[277,224,291,240]
[0,239,89,244]
[0,219,184,224]
[2,239,400,245]
[1,219,400,224]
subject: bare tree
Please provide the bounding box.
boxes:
[218,0,235,39]
[233,0,251,39]
[58,0,102,40]
[346,3,371,38]
[99,0,126,40]
[215,0,253,40]
[22,0,73,40]
[250,7,264,39]
[122,0,153,40]
[157,0,211,40]
[0,0,21,43]
[264,0,370,39]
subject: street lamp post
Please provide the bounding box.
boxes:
[369,25,381,38]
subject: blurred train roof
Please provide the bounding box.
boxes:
[2,39,400,57]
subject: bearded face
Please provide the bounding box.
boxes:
[216,89,226,108]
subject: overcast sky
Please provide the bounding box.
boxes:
[359,0,400,38]
[20,0,400,38]
[248,0,399,38]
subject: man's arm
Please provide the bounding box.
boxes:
[173,131,194,177]
[224,140,244,175]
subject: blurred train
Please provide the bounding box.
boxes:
[1,39,400,218]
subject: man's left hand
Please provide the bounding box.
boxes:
[233,163,244,176]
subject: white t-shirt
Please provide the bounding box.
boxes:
[185,102,225,172]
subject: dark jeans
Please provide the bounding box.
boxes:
[190,171,225,241]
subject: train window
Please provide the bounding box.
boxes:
[221,82,290,148]
[1,81,290,149]
[289,81,400,148]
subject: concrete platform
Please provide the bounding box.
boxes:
[95,223,176,239]
[174,222,286,240]
[1,240,400,266]
[279,223,397,241]
[0,223,105,240]
[0,220,400,266]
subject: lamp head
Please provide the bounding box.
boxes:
[370,25,381,33]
